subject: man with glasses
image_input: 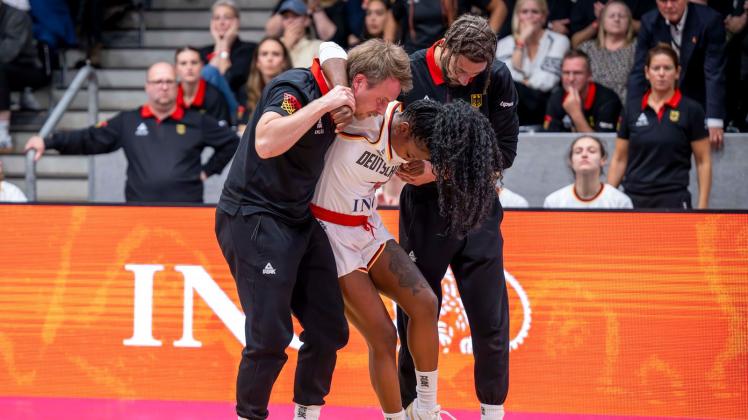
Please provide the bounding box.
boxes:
[24,62,238,202]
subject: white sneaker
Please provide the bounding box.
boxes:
[20,87,42,111]
[0,131,12,151]
[405,401,456,420]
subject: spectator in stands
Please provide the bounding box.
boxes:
[175,46,232,127]
[500,0,572,37]
[387,0,507,54]
[348,0,388,46]
[0,160,27,202]
[543,50,621,132]
[23,63,239,203]
[578,1,636,104]
[237,36,292,128]
[0,1,49,151]
[276,0,326,68]
[610,44,711,209]
[496,0,569,125]
[199,0,256,113]
[544,135,633,208]
[265,0,339,44]
[627,0,726,148]
[547,0,572,35]
[569,0,655,47]
[308,0,351,48]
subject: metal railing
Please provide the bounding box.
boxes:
[25,63,98,201]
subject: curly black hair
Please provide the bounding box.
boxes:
[401,99,504,237]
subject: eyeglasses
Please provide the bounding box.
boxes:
[147,80,177,86]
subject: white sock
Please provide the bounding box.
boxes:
[383,409,406,420]
[0,120,9,136]
[293,403,321,420]
[480,403,505,420]
[414,369,438,410]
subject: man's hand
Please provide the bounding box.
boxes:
[200,171,208,181]
[562,87,582,116]
[330,105,354,132]
[549,19,570,34]
[320,85,355,113]
[282,18,306,49]
[709,127,724,149]
[396,160,436,186]
[24,135,46,161]
[725,12,747,34]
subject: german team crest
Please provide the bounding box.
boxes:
[470,94,483,108]
[281,93,301,115]
[669,110,679,122]
[176,123,186,135]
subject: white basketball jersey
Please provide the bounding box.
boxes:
[312,101,406,216]
[543,183,634,209]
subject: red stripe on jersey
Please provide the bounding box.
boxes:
[310,204,368,226]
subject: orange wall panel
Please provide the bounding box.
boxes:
[0,205,746,419]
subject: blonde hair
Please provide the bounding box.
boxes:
[597,1,634,48]
[347,39,413,92]
[212,0,239,20]
[512,0,548,37]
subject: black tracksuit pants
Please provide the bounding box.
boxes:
[627,188,692,209]
[397,184,510,407]
[215,209,349,420]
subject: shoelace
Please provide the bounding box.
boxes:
[437,409,457,420]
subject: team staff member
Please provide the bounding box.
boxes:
[24,62,238,203]
[215,39,412,420]
[396,16,518,420]
[543,50,622,132]
[609,44,711,208]
[175,46,232,127]
[323,14,519,420]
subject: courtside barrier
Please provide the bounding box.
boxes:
[0,205,746,419]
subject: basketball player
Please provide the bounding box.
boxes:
[320,15,519,418]
[543,135,633,208]
[311,99,503,420]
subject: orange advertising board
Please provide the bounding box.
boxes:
[0,205,746,419]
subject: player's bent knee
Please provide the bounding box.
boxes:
[403,287,439,322]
